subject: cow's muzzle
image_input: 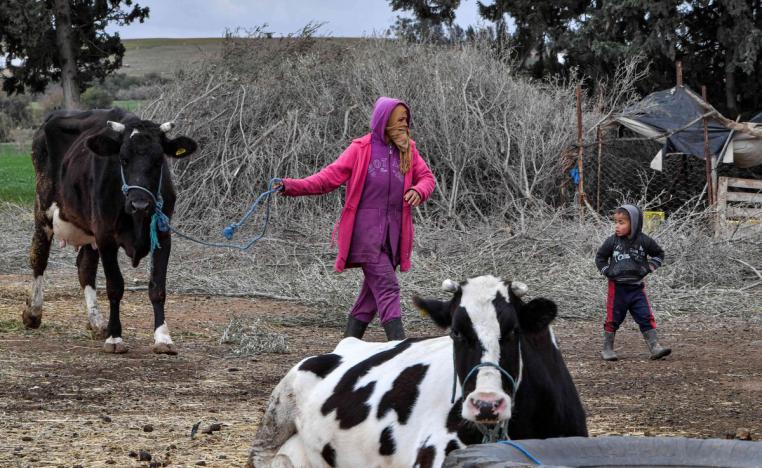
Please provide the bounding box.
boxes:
[464,391,510,423]
[126,197,152,215]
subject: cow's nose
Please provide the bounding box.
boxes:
[130,200,150,212]
[470,397,506,421]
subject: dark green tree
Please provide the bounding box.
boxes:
[389,0,464,42]
[477,0,587,77]
[0,0,149,109]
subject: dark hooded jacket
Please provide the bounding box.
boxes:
[595,204,665,284]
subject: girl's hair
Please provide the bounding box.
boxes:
[614,207,630,219]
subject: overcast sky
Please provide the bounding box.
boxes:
[107,0,486,38]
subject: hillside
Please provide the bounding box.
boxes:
[120,38,225,77]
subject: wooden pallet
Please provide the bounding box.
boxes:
[715,176,762,238]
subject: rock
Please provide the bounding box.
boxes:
[218,453,227,459]
[21,436,33,442]
[105,460,115,465]
[138,450,152,461]
[100,415,112,423]
[195,461,206,466]
[143,424,154,433]
[227,367,241,372]
[150,461,162,468]
[129,451,138,458]
[736,428,752,440]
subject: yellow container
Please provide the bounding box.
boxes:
[643,211,665,234]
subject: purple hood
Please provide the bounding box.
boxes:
[370,97,411,143]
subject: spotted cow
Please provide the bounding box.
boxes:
[248,275,587,467]
[23,108,197,354]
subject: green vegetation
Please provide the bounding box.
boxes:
[0,143,34,205]
[123,37,224,50]
[113,99,144,112]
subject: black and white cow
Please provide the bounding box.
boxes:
[23,108,197,354]
[248,275,587,468]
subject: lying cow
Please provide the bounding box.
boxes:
[23,108,197,354]
[249,275,587,467]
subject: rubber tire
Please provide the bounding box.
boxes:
[444,436,762,468]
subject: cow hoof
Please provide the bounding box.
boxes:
[22,310,42,329]
[151,343,178,355]
[87,322,109,340]
[103,340,128,354]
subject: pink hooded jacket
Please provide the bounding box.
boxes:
[282,133,435,273]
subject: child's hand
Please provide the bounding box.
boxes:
[404,189,422,206]
[272,181,284,193]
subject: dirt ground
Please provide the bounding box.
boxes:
[1,273,761,468]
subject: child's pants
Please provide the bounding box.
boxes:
[349,247,401,325]
[604,280,657,333]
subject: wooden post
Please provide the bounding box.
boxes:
[676,60,683,87]
[701,86,714,205]
[576,85,585,214]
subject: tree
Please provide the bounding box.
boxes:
[389,0,465,42]
[0,0,149,109]
[478,0,587,77]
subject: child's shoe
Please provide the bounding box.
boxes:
[642,329,671,360]
[344,316,369,339]
[601,332,618,361]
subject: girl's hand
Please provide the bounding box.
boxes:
[404,189,422,207]
[272,181,284,193]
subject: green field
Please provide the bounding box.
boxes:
[113,99,144,112]
[0,143,35,205]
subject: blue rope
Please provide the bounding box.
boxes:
[497,440,542,465]
[151,178,284,251]
[121,160,284,253]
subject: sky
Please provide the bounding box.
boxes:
[107,0,487,39]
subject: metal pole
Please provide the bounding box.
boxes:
[576,85,585,215]
[596,125,602,211]
[701,85,714,205]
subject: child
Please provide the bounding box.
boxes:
[274,97,436,341]
[595,204,671,361]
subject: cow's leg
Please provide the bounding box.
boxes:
[100,244,127,354]
[23,216,52,329]
[149,233,176,355]
[76,245,107,338]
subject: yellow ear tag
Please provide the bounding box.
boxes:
[418,308,429,317]
[175,147,187,156]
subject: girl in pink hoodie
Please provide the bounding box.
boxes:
[275,97,436,341]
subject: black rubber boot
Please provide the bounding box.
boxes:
[382,318,406,341]
[601,331,618,361]
[344,316,369,339]
[642,329,672,360]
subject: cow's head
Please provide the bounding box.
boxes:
[86,120,197,215]
[413,275,557,424]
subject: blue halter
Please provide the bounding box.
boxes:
[120,165,168,253]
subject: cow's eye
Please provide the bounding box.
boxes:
[450,330,464,341]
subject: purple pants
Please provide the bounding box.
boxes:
[349,250,401,325]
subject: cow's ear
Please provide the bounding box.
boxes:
[413,296,452,329]
[518,297,557,334]
[163,136,198,159]
[86,134,122,157]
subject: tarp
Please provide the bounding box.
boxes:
[613,86,762,169]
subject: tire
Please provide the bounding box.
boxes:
[444,436,762,468]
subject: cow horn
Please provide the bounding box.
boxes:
[107,121,126,133]
[159,121,176,133]
[441,279,459,293]
[511,281,529,298]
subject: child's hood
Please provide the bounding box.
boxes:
[619,204,643,239]
[370,97,411,143]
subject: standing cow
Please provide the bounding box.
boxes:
[249,275,587,468]
[23,108,197,354]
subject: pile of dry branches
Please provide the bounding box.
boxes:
[1,35,758,328]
